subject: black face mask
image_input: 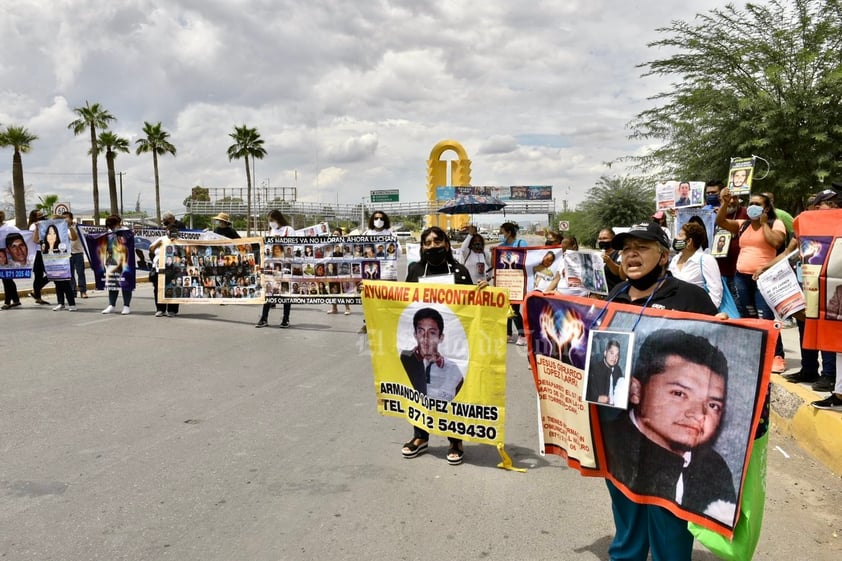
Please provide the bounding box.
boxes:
[423,246,449,265]
[627,262,665,291]
[597,241,612,251]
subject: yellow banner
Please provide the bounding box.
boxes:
[362,280,509,446]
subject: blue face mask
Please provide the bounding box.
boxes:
[705,194,720,206]
[499,234,508,243]
[746,204,764,220]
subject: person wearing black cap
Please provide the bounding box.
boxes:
[759,188,839,394]
[603,221,718,561]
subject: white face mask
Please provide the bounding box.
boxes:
[373,219,384,229]
[269,221,279,230]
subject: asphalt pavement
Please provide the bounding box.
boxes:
[0,281,840,560]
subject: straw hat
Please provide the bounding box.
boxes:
[212,212,231,223]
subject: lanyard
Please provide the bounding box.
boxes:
[588,276,667,332]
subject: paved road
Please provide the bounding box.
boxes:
[1,285,840,561]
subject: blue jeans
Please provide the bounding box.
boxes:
[69,253,87,294]
[607,480,694,561]
[735,272,784,357]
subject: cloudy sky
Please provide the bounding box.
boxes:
[2,0,743,219]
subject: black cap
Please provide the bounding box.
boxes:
[612,221,670,251]
[831,181,842,193]
[812,189,839,205]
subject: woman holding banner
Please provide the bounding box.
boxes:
[401,226,487,465]
[358,210,400,334]
[256,210,295,328]
[716,189,787,372]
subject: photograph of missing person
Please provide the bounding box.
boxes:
[583,331,633,408]
[711,231,732,258]
[398,305,468,400]
[596,319,767,529]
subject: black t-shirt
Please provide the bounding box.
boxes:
[607,274,717,316]
[406,260,473,285]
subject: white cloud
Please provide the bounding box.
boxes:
[0,0,748,217]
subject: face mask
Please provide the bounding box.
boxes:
[597,241,612,251]
[373,219,384,229]
[705,194,720,206]
[545,239,555,246]
[471,244,483,251]
[269,221,279,230]
[672,239,687,251]
[499,234,508,243]
[746,205,764,220]
[627,262,665,291]
[423,246,448,264]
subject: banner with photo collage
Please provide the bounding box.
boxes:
[77,225,216,272]
[158,237,264,304]
[523,291,775,541]
[262,234,399,304]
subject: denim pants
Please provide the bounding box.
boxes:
[607,480,694,561]
[734,272,784,357]
[69,252,87,294]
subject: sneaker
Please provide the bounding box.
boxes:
[255,319,268,328]
[67,306,77,311]
[155,311,165,317]
[326,309,338,314]
[771,356,787,373]
[121,306,131,315]
[783,370,819,383]
[101,305,115,314]
[279,320,290,328]
[811,394,842,410]
[52,304,66,311]
[344,310,351,315]
[812,377,836,392]
[516,336,527,346]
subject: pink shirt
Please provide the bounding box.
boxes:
[735,219,785,274]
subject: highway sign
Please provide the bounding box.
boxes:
[370,189,399,203]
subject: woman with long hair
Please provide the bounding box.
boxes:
[26,209,51,304]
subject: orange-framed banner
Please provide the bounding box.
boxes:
[523,291,775,539]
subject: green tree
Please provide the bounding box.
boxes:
[95,131,130,215]
[628,0,842,211]
[227,124,267,236]
[135,121,177,225]
[0,125,38,228]
[68,101,115,225]
[36,194,59,215]
[576,176,655,244]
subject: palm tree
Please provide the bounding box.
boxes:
[227,124,267,236]
[0,125,38,228]
[68,101,115,225]
[135,121,177,225]
[95,131,130,215]
[36,194,59,215]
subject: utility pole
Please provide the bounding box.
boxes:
[117,171,126,215]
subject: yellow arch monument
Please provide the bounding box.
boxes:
[426,139,472,229]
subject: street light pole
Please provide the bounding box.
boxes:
[117,171,126,215]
